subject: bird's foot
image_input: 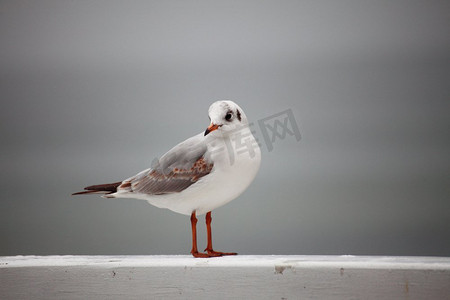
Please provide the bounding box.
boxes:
[190,250,237,258]
[205,248,238,257]
[191,251,212,258]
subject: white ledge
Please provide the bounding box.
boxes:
[1,255,450,269]
[1,255,450,299]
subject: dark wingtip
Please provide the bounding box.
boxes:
[72,190,95,195]
[72,181,122,196]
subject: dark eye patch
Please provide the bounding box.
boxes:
[236,109,241,122]
[225,111,233,121]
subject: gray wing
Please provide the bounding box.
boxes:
[119,133,213,195]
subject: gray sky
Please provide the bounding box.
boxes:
[1,0,449,256]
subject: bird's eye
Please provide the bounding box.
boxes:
[225,113,232,121]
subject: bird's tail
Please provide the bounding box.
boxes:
[72,181,122,196]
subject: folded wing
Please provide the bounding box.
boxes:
[118,133,213,195]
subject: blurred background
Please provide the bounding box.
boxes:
[1,0,449,256]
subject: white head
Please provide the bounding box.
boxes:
[204,100,249,136]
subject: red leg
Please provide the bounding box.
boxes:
[190,212,209,258]
[204,211,237,256]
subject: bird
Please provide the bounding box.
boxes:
[73,100,261,258]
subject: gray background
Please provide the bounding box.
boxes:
[1,0,449,256]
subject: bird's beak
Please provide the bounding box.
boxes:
[204,123,220,136]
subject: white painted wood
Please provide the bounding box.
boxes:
[1,255,449,299]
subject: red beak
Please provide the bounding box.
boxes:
[204,123,220,136]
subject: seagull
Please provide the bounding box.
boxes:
[73,100,261,257]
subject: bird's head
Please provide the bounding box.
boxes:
[204,100,249,136]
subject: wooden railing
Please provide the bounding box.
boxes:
[1,255,449,299]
